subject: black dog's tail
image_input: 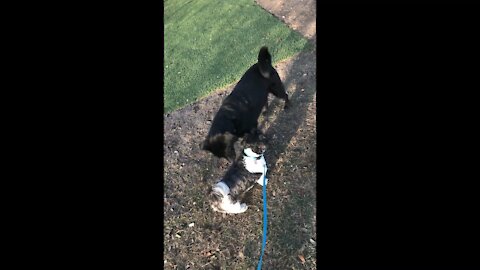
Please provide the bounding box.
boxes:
[258,46,272,78]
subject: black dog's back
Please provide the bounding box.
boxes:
[215,65,270,135]
[202,47,289,161]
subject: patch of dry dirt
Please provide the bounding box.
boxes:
[164,1,316,269]
[256,0,316,40]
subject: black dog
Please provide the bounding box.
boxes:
[209,138,268,214]
[201,46,289,161]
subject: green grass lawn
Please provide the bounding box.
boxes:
[164,0,309,113]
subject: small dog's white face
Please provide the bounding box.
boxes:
[243,148,267,174]
[243,148,268,186]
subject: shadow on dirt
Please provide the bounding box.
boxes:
[256,37,316,268]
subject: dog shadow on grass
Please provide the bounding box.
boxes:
[243,38,317,268]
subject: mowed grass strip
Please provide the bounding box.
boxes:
[164,0,308,113]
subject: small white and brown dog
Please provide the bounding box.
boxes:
[208,138,268,214]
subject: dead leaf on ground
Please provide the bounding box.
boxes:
[238,251,245,259]
[298,254,305,264]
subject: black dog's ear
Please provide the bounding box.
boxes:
[258,46,272,79]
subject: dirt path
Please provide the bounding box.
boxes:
[256,0,316,40]
[164,1,316,269]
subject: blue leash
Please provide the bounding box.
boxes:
[257,166,268,270]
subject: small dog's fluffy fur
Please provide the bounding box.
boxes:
[208,138,268,214]
[201,47,289,161]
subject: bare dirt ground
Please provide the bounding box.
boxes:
[164,1,316,269]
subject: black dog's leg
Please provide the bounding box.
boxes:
[269,87,290,110]
[277,92,289,110]
[262,100,269,116]
[259,102,269,134]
